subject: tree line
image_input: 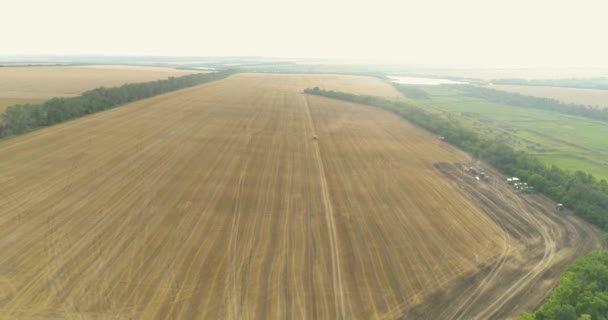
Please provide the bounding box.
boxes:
[519,252,608,320]
[392,83,429,99]
[0,70,236,137]
[304,87,608,230]
[493,78,608,90]
[447,85,608,122]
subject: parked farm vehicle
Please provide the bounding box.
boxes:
[507,177,520,185]
[479,172,489,181]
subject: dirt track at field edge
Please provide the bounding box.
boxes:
[402,162,605,320]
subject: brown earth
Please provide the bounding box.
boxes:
[0,73,602,319]
[401,163,604,319]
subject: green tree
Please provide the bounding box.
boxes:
[3,105,30,134]
[520,312,537,320]
[553,305,577,320]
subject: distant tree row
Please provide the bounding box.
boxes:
[493,78,608,90]
[304,87,608,230]
[392,83,429,99]
[0,70,236,137]
[448,85,608,122]
[519,252,608,320]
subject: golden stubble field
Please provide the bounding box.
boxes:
[0,65,201,112]
[0,73,602,319]
[0,73,506,319]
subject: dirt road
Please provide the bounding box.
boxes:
[402,163,605,319]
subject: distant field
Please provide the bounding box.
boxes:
[399,67,608,81]
[0,65,201,111]
[247,73,402,97]
[410,85,608,180]
[0,68,399,115]
[489,84,608,109]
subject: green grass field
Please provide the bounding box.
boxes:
[405,85,608,180]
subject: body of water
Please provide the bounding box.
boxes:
[388,76,466,85]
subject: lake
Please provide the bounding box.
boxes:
[388,76,466,85]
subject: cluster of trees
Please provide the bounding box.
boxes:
[392,83,429,99]
[520,252,608,320]
[448,85,608,122]
[304,87,608,230]
[0,70,236,137]
[493,78,608,90]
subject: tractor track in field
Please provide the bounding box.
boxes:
[401,162,604,320]
[304,95,347,319]
[473,191,555,319]
[223,105,265,320]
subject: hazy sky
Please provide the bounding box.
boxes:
[2,0,607,66]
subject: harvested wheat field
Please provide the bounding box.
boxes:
[0,65,201,112]
[0,73,602,319]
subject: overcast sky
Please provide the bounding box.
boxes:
[2,0,607,66]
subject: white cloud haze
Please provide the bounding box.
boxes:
[2,0,607,66]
